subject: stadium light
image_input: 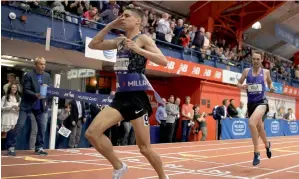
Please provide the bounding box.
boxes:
[252,21,262,29]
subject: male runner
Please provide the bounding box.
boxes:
[85,7,169,179]
[237,51,274,166]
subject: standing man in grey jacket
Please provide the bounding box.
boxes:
[165,95,179,143]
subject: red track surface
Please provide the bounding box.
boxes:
[2,136,299,179]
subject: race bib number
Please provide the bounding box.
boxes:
[248,84,262,92]
[114,58,129,71]
[58,126,72,138]
[143,114,149,126]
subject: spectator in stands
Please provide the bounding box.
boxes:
[181,96,194,142]
[189,26,197,45]
[148,10,158,29]
[1,84,21,137]
[295,64,299,79]
[236,101,246,118]
[82,7,100,28]
[165,95,179,143]
[172,97,181,142]
[192,27,205,63]
[227,99,238,118]
[67,97,86,148]
[3,73,22,94]
[215,99,230,140]
[165,21,175,43]
[13,1,39,11]
[156,98,167,143]
[156,13,171,42]
[98,1,120,24]
[6,57,50,156]
[179,25,190,48]
[171,19,184,45]
[64,1,89,24]
[146,27,156,40]
[284,108,296,121]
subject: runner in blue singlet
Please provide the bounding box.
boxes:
[85,6,169,179]
[237,51,274,166]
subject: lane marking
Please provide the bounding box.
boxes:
[198,152,299,171]
[252,164,299,178]
[126,136,299,151]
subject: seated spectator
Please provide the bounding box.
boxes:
[284,108,296,121]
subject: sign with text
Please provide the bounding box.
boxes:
[85,37,117,62]
[146,57,222,82]
[222,70,242,85]
[283,85,299,97]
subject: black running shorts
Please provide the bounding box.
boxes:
[109,90,153,122]
[247,98,269,121]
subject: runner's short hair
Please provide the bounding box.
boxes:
[124,6,144,19]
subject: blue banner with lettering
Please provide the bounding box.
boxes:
[265,82,283,94]
[283,120,299,136]
[221,118,251,140]
[264,119,284,137]
[47,87,113,105]
[222,118,299,140]
[275,24,299,48]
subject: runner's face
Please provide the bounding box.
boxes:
[120,10,141,30]
[252,53,262,68]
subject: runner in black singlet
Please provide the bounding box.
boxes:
[85,7,169,179]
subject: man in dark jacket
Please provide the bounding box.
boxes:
[227,99,239,118]
[191,27,205,63]
[6,57,51,156]
[215,99,230,140]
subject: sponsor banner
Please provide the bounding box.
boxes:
[283,85,299,97]
[84,37,117,62]
[221,118,251,140]
[283,120,299,136]
[67,69,95,79]
[146,56,222,82]
[222,70,242,85]
[264,119,284,137]
[265,82,283,94]
[221,119,299,140]
[47,87,113,105]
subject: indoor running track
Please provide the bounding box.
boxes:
[2,136,299,179]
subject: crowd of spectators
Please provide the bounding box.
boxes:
[3,0,299,81]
